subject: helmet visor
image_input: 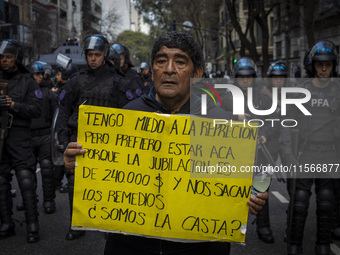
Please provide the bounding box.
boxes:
[111,44,125,55]
[85,36,106,52]
[56,53,71,69]
[30,63,45,74]
[0,41,20,58]
[311,41,338,62]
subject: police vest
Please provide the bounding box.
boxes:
[1,72,34,128]
[68,69,119,129]
[299,81,338,144]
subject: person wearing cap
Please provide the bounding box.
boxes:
[57,34,126,241]
[0,39,42,243]
[285,40,340,255]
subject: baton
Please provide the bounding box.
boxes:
[286,129,299,244]
[259,137,286,183]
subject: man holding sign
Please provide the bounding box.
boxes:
[64,31,268,254]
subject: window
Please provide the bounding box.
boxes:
[243,0,248,10]
[256,22,262,45]
[95,4,101,14]
[60,10,66,19]
[276,41,282,59]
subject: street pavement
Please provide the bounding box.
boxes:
[2,172,340,255]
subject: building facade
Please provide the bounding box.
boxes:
[0,0,103,62]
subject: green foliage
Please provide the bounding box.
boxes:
[116,30,153,65]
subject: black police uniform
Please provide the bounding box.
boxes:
[0,69,42,242]
[287,79,339,254]
[30,79,56,213]
[140,72,154,94]
[123,67,145,100]
[57,63,126,240]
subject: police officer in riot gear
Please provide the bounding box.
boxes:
[56,62,78,87]
[58,34,126,240]
[286,40,339,255]
[0,39,42,243]
[53,57,78,193]
[266,62,298,175]
[227,57,278,243]
[265,61,301,244]
[29,61,56,213]
[139,62,153,94]
[109,43,144,100]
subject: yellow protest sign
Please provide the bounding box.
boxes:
[72,105,257,242]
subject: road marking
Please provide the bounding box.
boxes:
[271,191,289,203]
[331,243,340,255]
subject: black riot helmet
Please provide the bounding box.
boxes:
[0,39,24,64]
[107,43,124,75]
[56,53,78,80]
[122,45,134,68]
[30,61,45,74]
[57,63,77,81]
[267,61,288,78]
[40,62,53,79]
[140,62,149,70]
[0,39,25,72]
[83,34,109,56]
[109,43,134,69]
[309,40,338,77]
[232,57,257,78]
[303,48,313,77]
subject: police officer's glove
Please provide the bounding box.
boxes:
[0,95,9,110]
[282,154,298,167]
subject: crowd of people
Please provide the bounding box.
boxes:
[0,31,339,255]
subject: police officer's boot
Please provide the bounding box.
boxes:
[286,189,310,255]
[256,198,274,243]
[0,175,15,240]
[332,189,340,240]
[315,189,333,255]
[66,173,85,240]
[16,169,40,243]
[41,159,56,214]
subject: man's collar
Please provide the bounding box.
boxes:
[149,86,190,114]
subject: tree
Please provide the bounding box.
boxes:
[225,0,277,74]
[134,0,222,65]
[101,7,122,42]
[116,30,153,65]
[134,0,173,39]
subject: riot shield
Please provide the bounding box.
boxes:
[51,108,64,166]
